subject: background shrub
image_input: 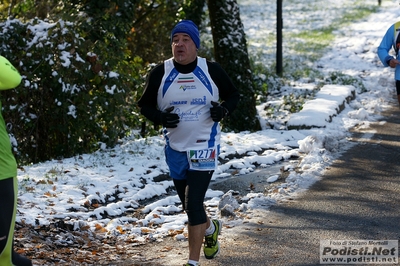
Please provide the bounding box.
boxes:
[0,18,145,164]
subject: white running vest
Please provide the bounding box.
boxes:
[157,57,221,152]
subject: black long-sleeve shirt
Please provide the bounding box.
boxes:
[138,57,240,125]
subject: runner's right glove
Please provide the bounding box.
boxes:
[160,106,180,128]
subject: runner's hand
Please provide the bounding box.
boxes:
[388,59,400,68]
[210,101,227,122]
[160,106,180,128]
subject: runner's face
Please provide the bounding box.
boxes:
[171,33,197,65]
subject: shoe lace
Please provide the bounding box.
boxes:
[204,234,216,247]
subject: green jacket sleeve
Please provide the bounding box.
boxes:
[0,56,21,90]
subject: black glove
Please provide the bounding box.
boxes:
[160,106,180,128]
[210,101,227,122]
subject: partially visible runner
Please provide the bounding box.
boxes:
[378,21,400,106]
[0,55,33,266]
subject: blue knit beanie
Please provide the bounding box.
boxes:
[170,20,200,48]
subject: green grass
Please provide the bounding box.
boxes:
[252,2,377,93]
[288,5,378,63]
[290,28,335,61]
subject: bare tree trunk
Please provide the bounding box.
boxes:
[207,0,261,132]
[35,0,48,19]
[8,0,14,17]
[181,0,206,27]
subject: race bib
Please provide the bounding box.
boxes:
[187,148,217,171]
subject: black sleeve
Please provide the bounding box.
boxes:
[207,61,240,115]
[137,63,164,124]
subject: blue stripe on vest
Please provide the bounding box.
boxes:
[162,68,179,97]
[193,66,213,96]
[208,122,218,148]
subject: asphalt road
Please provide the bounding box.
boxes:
[128,104,400,266]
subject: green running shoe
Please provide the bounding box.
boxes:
[203,219,222,259]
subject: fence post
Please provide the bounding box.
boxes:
[277,0,283,76]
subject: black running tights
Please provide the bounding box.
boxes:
[173,170,213,226]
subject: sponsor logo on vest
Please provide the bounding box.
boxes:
[179,85,196,91]
[175,107,202,121]
[168,72,178,82]
[191,96,206,105]
[170,100,188,105]
[194,69,210,87]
